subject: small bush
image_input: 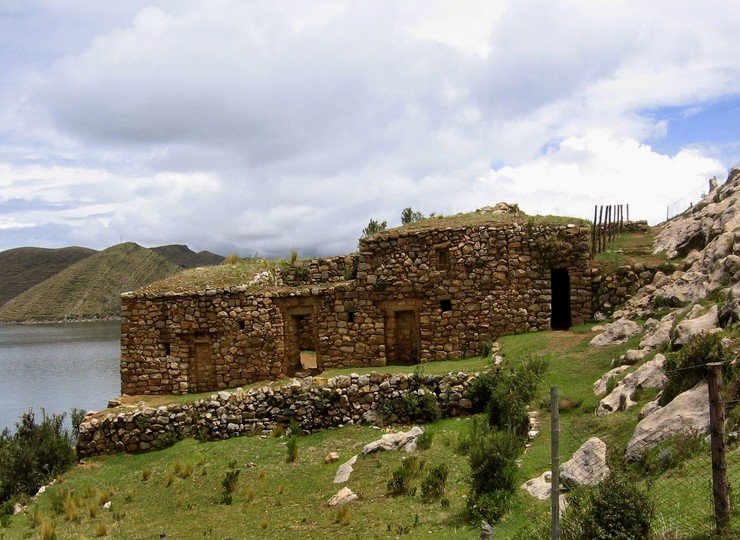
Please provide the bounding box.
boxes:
[94,521,107,537]
[286,436,299,463]
[0,410,77,504]
[38,518,55,540]
[605,375,619,395]
[662,332,725,405]
[639,433,706,477]
[416,431,434,451]
[400,391,441,423]
[561,471,653,540]
[335,505,351,525]
[463,426,522,524]
[288,418,301,437]
[141,467,152,481]
[224,252,240,265]
[387,456,423,496]
[420,463,449,501]
[220,469,240,505]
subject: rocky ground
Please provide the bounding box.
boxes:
[523,167,740,502]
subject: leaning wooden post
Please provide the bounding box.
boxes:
[626,203,630,222]
[551,386,560,540]
[708,362,730,535]
[591,206,597,255]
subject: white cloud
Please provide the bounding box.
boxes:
[0,1,737,255]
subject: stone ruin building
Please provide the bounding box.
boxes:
[120,216,593,395]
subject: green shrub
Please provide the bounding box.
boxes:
[561,471,653,540]
[288,418,301,437]
[286,436,299,463]
[464,426,522,523]
[400,391,441,423]
[470,357,547,438]
[220,469,240,505]
[420,463,448,501]
[387,456,423,496]
[661,332,725,405]
[638,433,706,477]
[416,431,434,451]
[0,410,77,504]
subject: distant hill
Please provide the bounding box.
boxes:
[0,243,183,322]
[0,246,95,308]
[152,244,224,268]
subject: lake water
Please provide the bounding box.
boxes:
[0,321,121,433]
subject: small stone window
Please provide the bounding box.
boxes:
[440,299,452,312]
[347,311,356,323]
[238,320,246,330]
[436,248,450,271]
[163,342,171,356]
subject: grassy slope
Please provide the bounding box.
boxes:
[0,246,95,308]
[5,326,684,540]
[0,243,182,322]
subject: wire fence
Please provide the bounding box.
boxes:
[666,177,720,221]
[548,363,739,539]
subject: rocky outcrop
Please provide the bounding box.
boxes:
[616,168,740,321]
[78,371,478,458]
[596,354,667,416]
[626,382,709,460]
[362,426,424,454]
[672,304,720,346]
[589,319,641,347]
[593,365,631,396]
[560,438,610,487]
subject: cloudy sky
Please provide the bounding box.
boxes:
[1,1,738,257]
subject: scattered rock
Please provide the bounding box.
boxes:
[328,487,357,507]
[597,354,667,416]
[103,501,112,510]
[614,348,649,367]
[593,365,631,396]
[589,319,641,347]
[522,471,552,500]
[639,312,678,350]
[639,399,662,421]
[626,382,710,460]
[325,452,340,464]
[362,426,424,454]
[672,305,720,346]
[333,455,358,484]
[560,438,609,487]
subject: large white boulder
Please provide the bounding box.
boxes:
[560,438,609,487]
[639,312,678,350]
[673,305,719,346]
[362,426,423,454]
[589,319,641,347]
[596,354,667,416]
[593,365,631,396]
[626,382,709,460]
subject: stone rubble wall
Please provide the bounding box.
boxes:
[591,263,662,316]
[121,221,592,395]
[78,370,479,458]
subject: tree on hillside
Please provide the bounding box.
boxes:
[362,218,387,238]
[401,207,424,225]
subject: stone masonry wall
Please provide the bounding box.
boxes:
[79,370,479,457]
[121,221,592,395]
[591,263,661,317]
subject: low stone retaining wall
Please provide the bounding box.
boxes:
[78,370,480,458]
[592,263,662,316]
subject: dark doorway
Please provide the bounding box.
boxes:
[551,268,572,330]
[387,310,420,365]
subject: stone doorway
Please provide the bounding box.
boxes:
[191,337,217,392]
[386,309,420,365]
[550,267,572,330]
[282,301,317,376]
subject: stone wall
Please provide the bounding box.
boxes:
[591,263,661,317]
[121,221,592,395]
[79,370,479,457]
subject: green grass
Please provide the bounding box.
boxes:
[7,324,738,539]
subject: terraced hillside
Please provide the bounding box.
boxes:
[0,243,182,322]
[0,246,95,307]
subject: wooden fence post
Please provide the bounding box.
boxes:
[551,386,560,540]
[597,206,604,253]
[708,362,730,535]
[592,205,597,256]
